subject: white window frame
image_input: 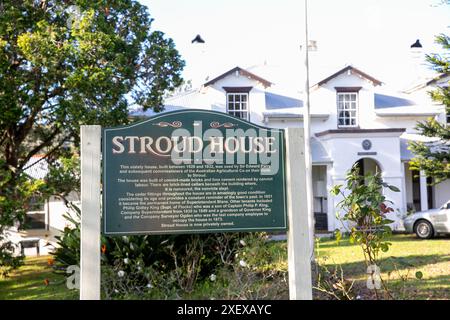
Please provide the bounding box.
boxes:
[226,92,249,121]
[337,92,358,127]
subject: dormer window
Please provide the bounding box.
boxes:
[223,87,252,121]
[335,87,361,128]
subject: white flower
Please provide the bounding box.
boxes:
[123,258,129,264]
[239,260,247,268]
[209,274,217,282]
[114,289,119,293]
[146,283,153,289]
[137,266,142,271]
[117,270,125,277]
[239,240,246,246]
[356,295,361,300]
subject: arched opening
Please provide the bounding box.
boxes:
[354,158,382,176]
[353,158,382,186]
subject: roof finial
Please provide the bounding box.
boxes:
[191,34,205,44]
[410,39,422,48]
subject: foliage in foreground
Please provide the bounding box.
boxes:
[52,205,287,299]
[409,33,450,184]
[0,0,184,274]
[331,165,399,299]
[2,234,449,300]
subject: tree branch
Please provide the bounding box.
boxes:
[17,127,62,171]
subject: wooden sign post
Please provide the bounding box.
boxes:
[285,128,313,299]
[80,125,101,300]
[79,111,312,300]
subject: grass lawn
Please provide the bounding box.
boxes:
[0,234,448,300]
[0,256,78,300]
[314,233,450,300]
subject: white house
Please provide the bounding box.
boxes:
[133,65,450,232]
[4,155,79,256]
[7,63,449,256]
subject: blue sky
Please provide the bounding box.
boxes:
[142,0,449,91]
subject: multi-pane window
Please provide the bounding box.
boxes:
[227,93,249,121]
[337,92,358,127]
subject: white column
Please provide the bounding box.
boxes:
[285,128,313,300]
[326,164,334,231]
[80,125,101,300]
[420,170,428,211]
[400,163,408,218]
[383,175,406,230]
[331,176,347,231]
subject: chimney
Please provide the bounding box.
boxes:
[410,39,423,59]
[410,39,422,48]
[410,39,425,79]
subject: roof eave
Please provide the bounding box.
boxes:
[204,66,272,88]
[264,113,330,120]
[315,128,406,138]
[375,112,440,117]
[314,65,382,88]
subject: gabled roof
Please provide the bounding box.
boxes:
[204,66,272,88]
[425,72,449,86]
[313,65,382,88]
[265,92,303,109]
[403,72,449,93]
[374,93,416,109]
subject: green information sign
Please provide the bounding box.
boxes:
[103,109,287,235]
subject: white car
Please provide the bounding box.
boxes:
[403,200,450,239]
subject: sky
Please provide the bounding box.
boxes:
[142,0,449,93]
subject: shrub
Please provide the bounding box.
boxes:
[51,203,81,273]
[52,206,256,298]
[331,164,400,299]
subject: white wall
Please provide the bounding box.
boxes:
[309,72,377,132]
[435,179,450,209]
[6,192,80,257]
[210,75,267,125]
[404,163,414,206]
[319,132,405,230]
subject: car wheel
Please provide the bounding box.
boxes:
[414,220,434,239]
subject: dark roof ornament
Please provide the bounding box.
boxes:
[410,39,422,48]
[192,34,205,44]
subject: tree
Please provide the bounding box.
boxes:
[409,33,450,184]
[0,0,184,271]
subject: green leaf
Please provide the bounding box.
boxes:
[349,234,355,244]
[334,229,342,245]
[387,185,400,192]
[415,271,423,279]
[380,243,390,252]
[330,184,342,196]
